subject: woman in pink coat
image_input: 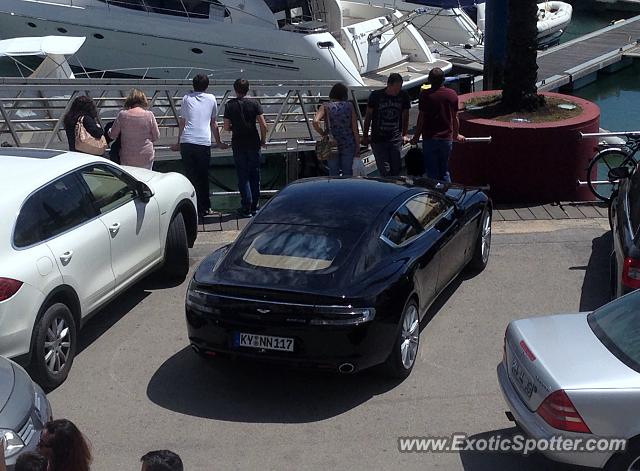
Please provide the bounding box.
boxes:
[110,89,160,169]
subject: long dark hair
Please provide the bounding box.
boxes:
[42,419,92,471]
[329,82,349,102]
[63,96,99,131]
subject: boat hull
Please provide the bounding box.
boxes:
[0,1,367,84]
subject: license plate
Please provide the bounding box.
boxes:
[234,332,294,352]
[510,358,537,399]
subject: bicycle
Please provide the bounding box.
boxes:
[582,131,640,201]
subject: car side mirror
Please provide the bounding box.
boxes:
[609,167,631,180]
[135,181,154,202]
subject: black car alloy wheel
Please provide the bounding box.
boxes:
[384,297,420,378]
[469,209,491,272]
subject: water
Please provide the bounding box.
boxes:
[154,153,289,212]
[560,6,633,44]
[572,61,640,131]
[558,6,640,131]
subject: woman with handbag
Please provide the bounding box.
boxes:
[63,96,105,154]
[109,89,160,169]
[313,83,360,177]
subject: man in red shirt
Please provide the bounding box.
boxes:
[411,68,465,182]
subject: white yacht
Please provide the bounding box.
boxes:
[348,0,573,50]
[0,36,83,78]
[0,0,452,87]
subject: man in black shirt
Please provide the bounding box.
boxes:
[362,73,411,177]
[223,78,268,217]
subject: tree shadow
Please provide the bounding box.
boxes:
[459,428,589,471]
[146,347,402,424]
[575,231,612,312]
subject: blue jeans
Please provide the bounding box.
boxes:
[423,139,453,182]
[233,147,261,211]
[328,143,355,176]
[371,140,402,177]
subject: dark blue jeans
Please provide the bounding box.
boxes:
[328,142,355,176]
[371,140,402,177]
[423,139,453,182]
[233,146,261,211]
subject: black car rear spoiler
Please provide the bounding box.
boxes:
[410,176,490,196]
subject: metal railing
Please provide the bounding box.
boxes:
[0,77,375,153]
[578,131,640,188]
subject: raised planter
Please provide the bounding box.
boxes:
[450,91,600,204]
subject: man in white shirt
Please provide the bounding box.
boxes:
[172,74,227,219]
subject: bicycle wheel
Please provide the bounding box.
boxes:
[587,148,635,201]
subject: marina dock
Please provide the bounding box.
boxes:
[537,14,640,91]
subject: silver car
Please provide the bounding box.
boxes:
[0,356,51,469]
[498,290,640,470]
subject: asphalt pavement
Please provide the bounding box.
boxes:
[48,218,611,471]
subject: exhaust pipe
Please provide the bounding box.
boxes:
[190,344,201,353]
[338,363,355,374]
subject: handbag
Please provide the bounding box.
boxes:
[315,104,337,161]
[75,116,107,156]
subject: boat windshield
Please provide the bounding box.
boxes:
[96,0,229,19]
[401,0,478,6]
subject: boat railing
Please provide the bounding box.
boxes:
[72,66,243,80]
[0,77,375,154]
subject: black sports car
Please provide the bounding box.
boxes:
[186,177,492,378]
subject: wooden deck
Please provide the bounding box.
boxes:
[199,201,610,233]
[537,14,640,91]
[491,201,609,222]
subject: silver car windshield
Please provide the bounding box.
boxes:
[588,292,640,373]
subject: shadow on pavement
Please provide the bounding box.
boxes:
[459,428,589,471]
[146,347,402,423]
[78,272,186,354]
[422,269,476,329]
[145,266,476,423]
[576,231,612,312]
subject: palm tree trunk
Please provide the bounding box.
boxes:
[501,0,545,111]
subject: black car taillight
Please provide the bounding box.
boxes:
[186,289,217,314]
[622,257,640,289]
[310,307,376,326]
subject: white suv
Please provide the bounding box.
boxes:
[0,148,198,389]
